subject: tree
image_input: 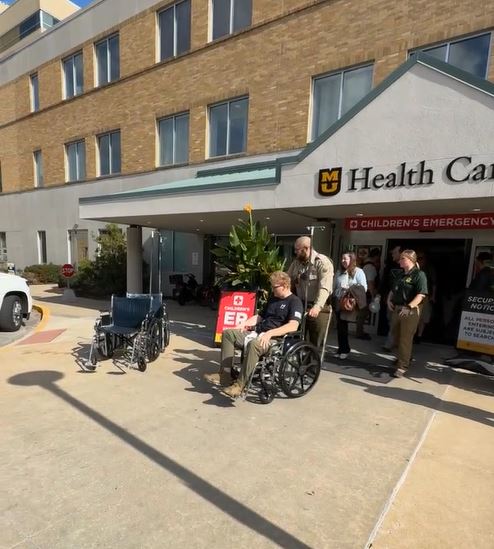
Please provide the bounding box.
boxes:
[212,204,285,305]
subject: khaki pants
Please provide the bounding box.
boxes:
[221,329,267,389]
[305,305,332,348]
[390,306,421,370]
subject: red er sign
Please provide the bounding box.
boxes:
[61,263,75,278]
[214,290,257,344]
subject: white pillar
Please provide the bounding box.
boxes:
[127,226,143,294]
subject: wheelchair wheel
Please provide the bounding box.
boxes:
[102,334,114,359]
[137,358,147,372]
[162,314,170,349]
[147,321,161,363]
[280,342,321,398]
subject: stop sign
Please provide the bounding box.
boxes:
[61,263,75,278]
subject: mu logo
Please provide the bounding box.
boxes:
[318,168,342,197]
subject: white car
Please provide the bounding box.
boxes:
[0,273,33,332]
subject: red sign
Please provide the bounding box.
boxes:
[345,213,494,232]
[214,290,257,344]
[61,263,75,278]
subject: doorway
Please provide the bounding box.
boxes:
[381,238,472,345]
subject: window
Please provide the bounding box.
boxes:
[311,64,373,140]
[209,97,248,157]
[158,113,189,166]
[66,140,86,182]
[37,231,47,264]
[158,0,191,61]
[0,232,6,262]
[95,34,120,86]
[411,33,491,79]
[33,150,43,188]
[30,73,39,112]
[97,131,121,176]
[63,52,83,99]
[212,0,252,40]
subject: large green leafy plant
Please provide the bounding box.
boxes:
[212,205,285,304]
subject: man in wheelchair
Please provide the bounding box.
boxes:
[206,271,304,398]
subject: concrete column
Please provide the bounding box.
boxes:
[127,226,143,294]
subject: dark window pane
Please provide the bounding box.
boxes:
[64,57,74,98]
[312,73,340,139]
[232,0,251,32]
[96,41,108,85]
[174,114,189,163]
[110,132,121,174]
[448,34,490,78]
[77,142,86,180]
[159,118,174,165]
[31,74,39,111]
[176,0,191,55]
[67,144,77,181]
[423,44,448,61]
[159,7,174,60]
[99,134,110,175]
[109,35,120,81]
[210,103,228,156]
[74,52,84,95]
[341,65,372,115]
[228,98,248,154]
[212,0,230,40]
[20,12,41,39]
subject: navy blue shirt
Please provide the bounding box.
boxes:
[257,293,303,332]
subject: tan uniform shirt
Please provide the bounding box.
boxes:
[287,250,334,309]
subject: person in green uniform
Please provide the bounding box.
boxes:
[386,250,428,377]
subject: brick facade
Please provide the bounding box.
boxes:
[0,0,493,193]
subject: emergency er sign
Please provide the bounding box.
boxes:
[214,291,257,344]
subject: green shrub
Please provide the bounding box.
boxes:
[24,263,61,283]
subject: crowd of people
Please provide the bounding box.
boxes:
[206,237,494,397]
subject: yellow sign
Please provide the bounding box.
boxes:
[318,168,342,196]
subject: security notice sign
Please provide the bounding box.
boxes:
[214,291,257,344]
[456,291,494,356]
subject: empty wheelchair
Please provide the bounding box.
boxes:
[232,333,322,404]
[88,294,170,372]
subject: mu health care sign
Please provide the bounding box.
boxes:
[345,213,494,231]
[318,156,494,196]
[214,291,257,344]
[456,291,494,356]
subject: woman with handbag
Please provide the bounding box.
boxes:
[333,252,367,359]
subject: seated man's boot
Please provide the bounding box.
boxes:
[204,369,231,386]
[223,381,243,398]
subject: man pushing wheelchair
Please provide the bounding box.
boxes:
[205,271,304,398]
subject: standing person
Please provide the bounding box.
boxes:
[333,252,367,359]
[380,245,402,351]
[211,271,303,398]
[356,247,381,340]
[415,251,437,343]
[387,250,428,377]
[469,251,494,292]
[287,236,334,348]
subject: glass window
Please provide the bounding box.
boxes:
[20,12,41,40]
[158,112,189,166]
[30,73,39,112]
[98,131,121,176]
[311,64,373,140]
[209,97,248,157]
[95,34,120,86]
[0,232,6,262]
[33,150,43,188]
[66,141,86,182]
[411,33,491,79]
[63,52,83,99]
[212,0,252,40]
[37,230,47,264]
[158,0,191,61]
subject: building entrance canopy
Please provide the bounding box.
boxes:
[79,54,494,234]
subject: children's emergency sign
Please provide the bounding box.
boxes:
[214,291,257,344]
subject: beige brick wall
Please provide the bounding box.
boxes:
[1,0,493,192]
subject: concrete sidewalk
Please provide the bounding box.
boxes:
[0,285,493,548]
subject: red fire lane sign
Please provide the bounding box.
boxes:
[345,213,494,231]
[214,290,257,344]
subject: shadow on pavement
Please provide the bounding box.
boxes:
[8,371,311,548]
